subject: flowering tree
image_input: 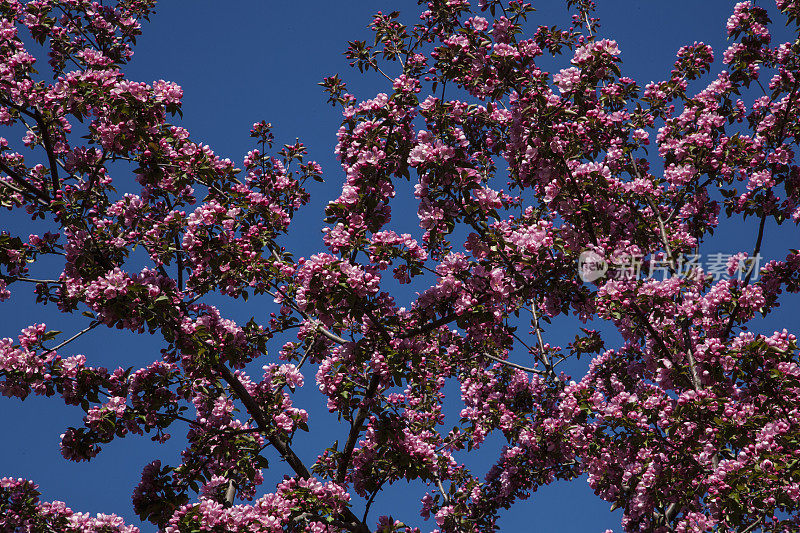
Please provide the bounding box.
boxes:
[1,0,800,531]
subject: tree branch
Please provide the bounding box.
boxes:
[42,321,99,356]
[337,373,381,483]
[216,364,370,533]
[722,212,767,340]
[5,277,62,285]
[481,351,542,374]
[399,312,459,339]
[265,278,349,345]
[32,108,60,195]
[680,320,702,391]
[0,159,50,203]
[0,177,49,206]
[738,516,763,533]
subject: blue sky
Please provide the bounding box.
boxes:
[2,1,798,531]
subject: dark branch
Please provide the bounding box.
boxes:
[216,364,370,533]
[0,159,50,203]
[337,373,381,483]
[33,108,60,195]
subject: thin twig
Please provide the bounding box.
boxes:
[482,351,542,374]
[630,154,676,271]
[529,298,554,373]
[42,322,100,355]
[297,341,315,370]
[372,62,394,82]
[6,277,62,284]
[738,516,763,533]
[362,479,386,523]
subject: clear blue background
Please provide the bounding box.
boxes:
[1,1,797,531]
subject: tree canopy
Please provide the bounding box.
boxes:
[1,0,800,531]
